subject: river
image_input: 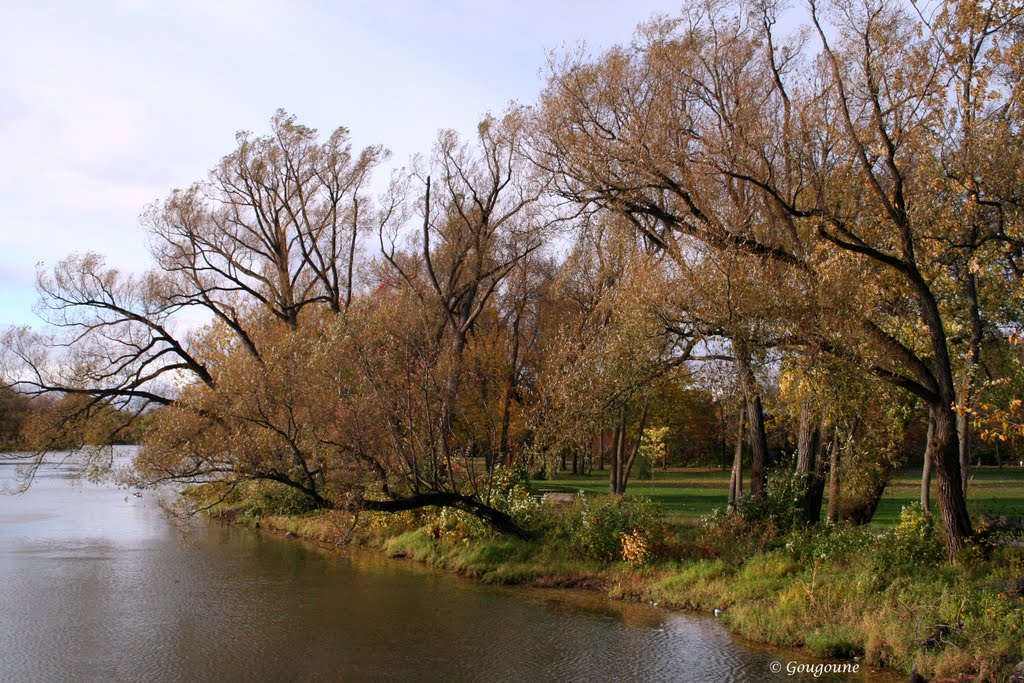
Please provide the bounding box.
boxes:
[0,450,897,682]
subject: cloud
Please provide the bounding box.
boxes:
[0,0,684,328]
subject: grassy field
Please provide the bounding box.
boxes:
[535,466,1024,526]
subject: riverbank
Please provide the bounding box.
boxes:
[194,482,1024,682]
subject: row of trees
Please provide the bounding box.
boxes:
[535,0,1024,556]
[3,0,1022,558]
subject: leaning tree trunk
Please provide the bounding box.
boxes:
[362,492,526,538]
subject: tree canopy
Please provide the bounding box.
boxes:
[2,0,1022,558]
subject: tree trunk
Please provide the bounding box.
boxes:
[610,414,623,494]
[499,385,513,467]
[438,334,468,491]
[796,401,822,525]
[905,266,973,557]
[827,429,841,524]
[728,406,744,509]
[735,348,768,499]
[930,403,973,559]
[746,394,768,499]
[921,416,934,512]
[806,421,828,525]
[956,411,970,495]
[618,401,649,494]
[842,479,888,525]
[957,268,983,496]
[500,312,523,468]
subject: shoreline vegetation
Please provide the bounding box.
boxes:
[188,467,1024,683]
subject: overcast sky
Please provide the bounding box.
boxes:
[0,0,696,327]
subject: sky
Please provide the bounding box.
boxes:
[0,0,692,328]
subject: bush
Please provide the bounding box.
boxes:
[621,529,650,568]
[560,494,666,563]
[735,470,805,531]
[426,506,491,541]
[875,503,944,570]
[490,464,548,534]
[784,523,877,566]
[697,507,783,562]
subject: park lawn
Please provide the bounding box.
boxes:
[537,466,1024,527]
[535,468,730,518]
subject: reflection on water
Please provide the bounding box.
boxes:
[0,450,897,682]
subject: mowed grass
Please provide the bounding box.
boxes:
[536,466,1024,527]
[536,468,731,517]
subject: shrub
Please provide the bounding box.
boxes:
[784,523,877,566]
[697,507,783,562]
[875,503,944,570]
[560,494,666,562]
[621,529,650,568]
[735,470,805,531]
[490,464,548,534]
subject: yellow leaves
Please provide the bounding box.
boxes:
[979,429,1008,443]
[620,528,650,568]
[973,400,1024,443]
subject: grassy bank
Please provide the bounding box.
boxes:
[191,473,1024,682]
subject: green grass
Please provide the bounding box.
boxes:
[536,466,1024,526]
[871,467,1024,526]
[536,468,730,517]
